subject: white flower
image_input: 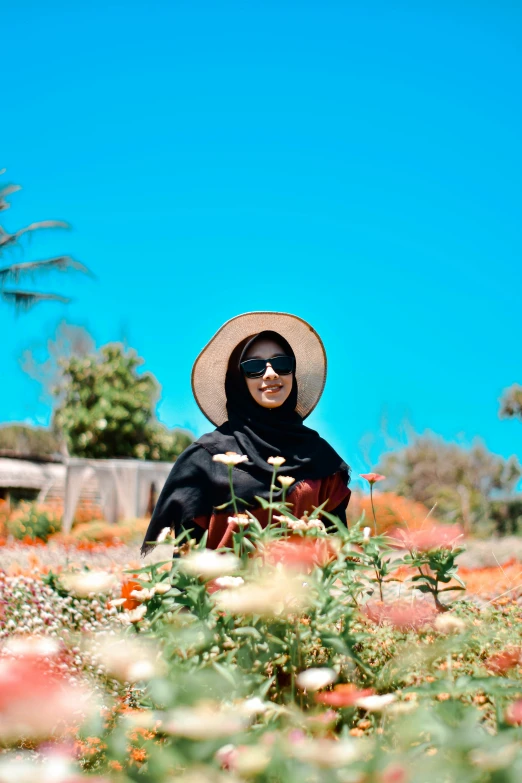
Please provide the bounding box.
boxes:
[109,598,126,607]
[164,704,248,740]
[180,550,240,580]
[355,693,396,711]
[288,738,360,767]
[214,576,245,589]
[228,514,251,527]
[213,573,312,618]
[89,636,163,683]
[60,571,118,598]
[363,526,371,541]
[4,636,62,659]
[277,475,295,487]
[213,452,248,466]
[156,527,172,543]
[125,605,147,624]
[96,418,107,430]
[287,519,309,532]
[306,519,326,532]
[434,614,466,634]
[153,581,172,595]
[130,587,156,602]
[237,696,270,716]
[296,667,337,692]
[267,456,285,466]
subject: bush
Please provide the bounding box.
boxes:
[6,502,62,542]
[68,517,149,545]
[347,490,440,534]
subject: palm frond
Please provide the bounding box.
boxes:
[1,289,71,311]
[0,183,21,212]
[0,255,93,285]
[0,220,70,250]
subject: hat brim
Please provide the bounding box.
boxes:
[191,312,327,426]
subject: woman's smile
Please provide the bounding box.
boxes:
[243,337,293,408]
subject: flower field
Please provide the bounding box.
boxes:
[1,479,522,781]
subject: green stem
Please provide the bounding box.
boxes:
[370,485,378,536]
[267,466,277,529]
[228,465,238,515]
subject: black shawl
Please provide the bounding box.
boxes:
[141,331,350,555]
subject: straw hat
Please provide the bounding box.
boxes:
[191,312,327,426]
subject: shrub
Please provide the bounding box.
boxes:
[347,490,440,534]
[6,502,62,542]
[68,517,149,545]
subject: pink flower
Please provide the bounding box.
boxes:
[390,524,464,552]
[360,473,386,485]
[364,599,437,631]
[506,699,522,725]
[264,536,338,572]
[0,656,92,743]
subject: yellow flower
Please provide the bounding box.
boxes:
[267,456,285,466]
[277,475,295,487]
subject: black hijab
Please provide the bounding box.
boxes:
[141,330,350,555]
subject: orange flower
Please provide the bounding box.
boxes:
[485,648,522,674]
[315,684,375,708]
[120,579,143,611]
[360,473,386,485]
[364,599,437,631]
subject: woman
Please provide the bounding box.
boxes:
[141,312,351,556]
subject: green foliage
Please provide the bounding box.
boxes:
[377,433,521,532]
[6,501,61,541]
[53,343,193,460]
[0,424,60,459]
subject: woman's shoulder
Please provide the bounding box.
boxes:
[195,422,238,456]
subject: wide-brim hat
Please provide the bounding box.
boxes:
[192,311,327,426]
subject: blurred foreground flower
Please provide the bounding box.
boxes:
[164,703,249,739]
[3,635,62,658]
[287,736,361,767]
[0,657,92,744]
[364,600,437,631]
[180,550,240,580]
[390,524,463,552]
[0,750,101,783]
[60,570,118,598]
[87,635,164,683]
[296,667,337,692]
[434,614,466,635]
[213,572,313,617]
[263,535,338,571]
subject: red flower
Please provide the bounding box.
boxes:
[485,648,522,674]
[506,699,522,725]
[264,536,338,572]
[364,599,437,631]
[315,684,375,708]
[360,473,386,485]
[389,524,463,552]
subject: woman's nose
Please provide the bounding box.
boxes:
[263,363,279,380]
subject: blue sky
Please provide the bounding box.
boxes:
[2,0,521,486]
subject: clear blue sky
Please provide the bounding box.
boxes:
[2,0,521,486]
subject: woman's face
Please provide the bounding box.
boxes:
[242,337,294,409]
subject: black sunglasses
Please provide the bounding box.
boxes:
[240,355,295,379]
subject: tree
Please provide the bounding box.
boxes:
[500,384,522,422]
[0,169,91,310]
[53,343,193,460]
[377,433,521,533]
